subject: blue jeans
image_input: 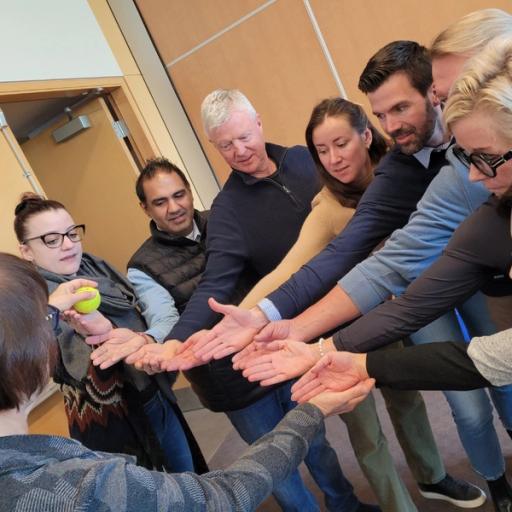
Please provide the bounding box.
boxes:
[226,381,359,512]
[143,391,195,472]
[410,292,509,480]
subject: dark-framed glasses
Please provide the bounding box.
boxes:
[46,304,60,334]
[23,224,85,249]
[453,145,512,178]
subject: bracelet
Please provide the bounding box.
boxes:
[318,337,326,358]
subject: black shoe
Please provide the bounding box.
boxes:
[418,474,486,508]
[488,475,512,512]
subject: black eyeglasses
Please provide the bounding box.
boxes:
[453,145,512,178]
[46,304,60,334]
[23,224,85,249]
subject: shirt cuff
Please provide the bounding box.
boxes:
[339,267,388,315]
[145,328,165,343]
[258,298,282,322]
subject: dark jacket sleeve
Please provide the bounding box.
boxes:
[266,154,436,319]
[333,252,489,352]
[168,201,249,341]
[333,202,506,353]
[367,342,492,390]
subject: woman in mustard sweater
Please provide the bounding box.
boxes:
[240,97,376,308]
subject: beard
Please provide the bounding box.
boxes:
[391,99,438,155]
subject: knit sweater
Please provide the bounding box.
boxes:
[0,404,323,512]
[168,143,320,412]
[240,188,353,309]
[169,143,319,343]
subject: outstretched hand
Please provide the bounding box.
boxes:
[62,309,112,337]
[308,379,375,417]
[88,328,147,369]
[253,319,296,343]
[126,339,196,373]
[291,352,369,403]
[187,299,269,361]
[239,339,321,386]
[232,319,297,368]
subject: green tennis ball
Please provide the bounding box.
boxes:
[73,286,101,314]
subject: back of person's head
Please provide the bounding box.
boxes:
[0,253,56,411]
[136,157,190,203]
[201,89,257,134]
[444,36,512,143]
[305,97,388,208]
[358,40,432,96]
[431,9,512,59]
[14,192,66,243]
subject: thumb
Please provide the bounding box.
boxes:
[85,332,110,345]
[266,340,285,350]
[208,297,240,317]
[255,339,283,351]
[254,322,285,342]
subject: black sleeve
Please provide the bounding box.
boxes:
[333,252,489,352]
[366,342,492,390]
[168,202,249,341]
[333,203,507,353]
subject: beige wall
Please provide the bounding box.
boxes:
[0,1,208,266]
[136,0,512,183]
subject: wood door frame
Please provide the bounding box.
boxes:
[0,77,159,167]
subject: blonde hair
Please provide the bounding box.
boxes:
[431,9,512,58]
[201,89,257,134]
[444,36,512,143]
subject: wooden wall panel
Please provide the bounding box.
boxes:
[138,0,511,182]
[169,0,339,182]
[310,0,512,121]
[135,0,265,65]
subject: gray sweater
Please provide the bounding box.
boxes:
[469,328,512,387]
[0,404,323,512]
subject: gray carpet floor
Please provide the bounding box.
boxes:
[182,388,512,511]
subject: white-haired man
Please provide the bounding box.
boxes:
[156,89,376,512]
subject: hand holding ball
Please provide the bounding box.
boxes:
[73,286,101,314]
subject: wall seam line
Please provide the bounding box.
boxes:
[302,0,347,98]
[166,0,277,68]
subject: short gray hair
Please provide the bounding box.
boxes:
[201,89,257,134]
